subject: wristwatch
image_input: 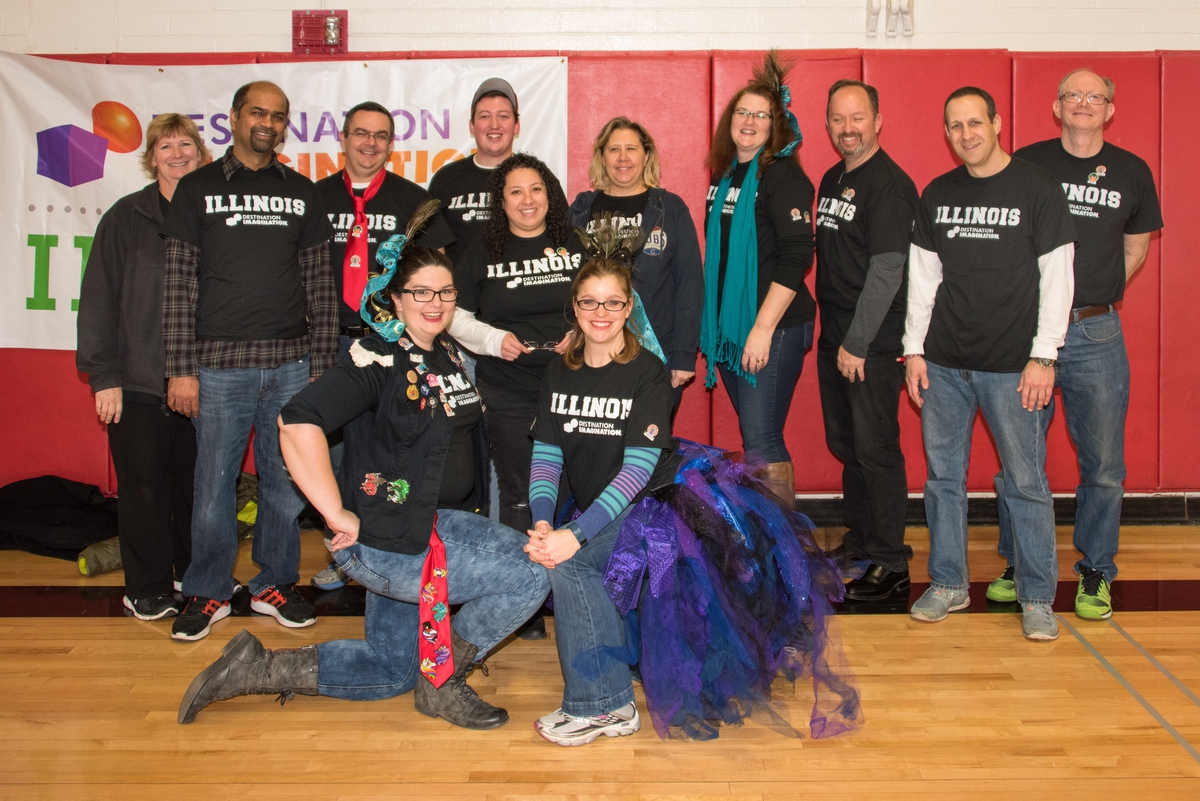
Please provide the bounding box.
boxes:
[1030,357,1056,368]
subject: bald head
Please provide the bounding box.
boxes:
[232,81,290,118]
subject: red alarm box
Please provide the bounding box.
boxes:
[292,10,348,55]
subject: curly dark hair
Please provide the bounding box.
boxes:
[482,153,569,262]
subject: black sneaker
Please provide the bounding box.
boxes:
[250,584,316,628]
[171,597,231,641]
[124,594,182,621]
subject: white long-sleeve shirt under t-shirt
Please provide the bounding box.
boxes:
[903,241,1074,363]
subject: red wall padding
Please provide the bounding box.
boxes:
[0,349,113,493]
[566,52,712,443]
[709,51,862,490]
[1158,52,1200,489]
[1012,53,1162,493]
[3,50,1195,495]
[862,50,1014,492]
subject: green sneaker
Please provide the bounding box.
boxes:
[1075,568,1112,620]
[985,565,1017,603]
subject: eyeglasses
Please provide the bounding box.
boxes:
[398,288,459,302]
[346,129,393,144]
[575,298,630,312]
[734,108,773,122]
[522,340,561,351]
[1059,92,1110,106]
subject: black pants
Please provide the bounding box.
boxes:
[475,381,539,534]
[107,395,196,599]
[816,348,911,572]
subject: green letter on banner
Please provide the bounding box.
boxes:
[71,236,94,311]
[26,234,58,310]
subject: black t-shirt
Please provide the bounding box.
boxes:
[428,156,494,270]
[162,158,333,342]
[282,336,482,516]
[1013,139,1163,307]
[705,157,817,328]
[532,349,681,512]
[455,233,584,393]
[815,149,918,353]
[317,170,456,328]
[912,158,1077,373]
[587,191,649,234]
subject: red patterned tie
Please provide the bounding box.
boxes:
[418,514,454,687]
[341,167,387,310]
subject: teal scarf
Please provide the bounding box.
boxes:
[701,152,761,388]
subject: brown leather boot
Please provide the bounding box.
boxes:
[178,629,318,724]
[757,461,796,509]
[414,629,509,729]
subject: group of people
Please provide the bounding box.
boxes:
[74,50,1160,743]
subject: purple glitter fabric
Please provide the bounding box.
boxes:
[601,440,861,741]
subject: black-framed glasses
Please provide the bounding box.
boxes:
[575,298,630,312]
[398,288,459,302]
[734,108,772,121]
[1059,92,1110,106]
[522,340,560,351]
[347,129,393,143]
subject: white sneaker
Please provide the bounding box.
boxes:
[535,702,641,746]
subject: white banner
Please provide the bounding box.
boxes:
[0,52,568,350]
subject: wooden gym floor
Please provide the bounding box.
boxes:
[1,524,1199,799]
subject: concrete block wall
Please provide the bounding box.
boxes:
[2,0,1199,54]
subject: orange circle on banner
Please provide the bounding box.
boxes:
[91,101,142,153]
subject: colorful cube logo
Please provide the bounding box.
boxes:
[36,124,108,187]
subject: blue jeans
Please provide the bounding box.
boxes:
[718,322,813,463]
[551,507,635,717]
[995,310,1129,582]
[182,358,310,601]
[317,509,548,700]
[920,360,1058,604]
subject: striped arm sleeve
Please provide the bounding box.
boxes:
[528,440,564,526]
[572,447,660,541]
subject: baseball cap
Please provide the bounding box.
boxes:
[471,78,518,115]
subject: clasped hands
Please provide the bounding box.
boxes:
[524,520,580,569]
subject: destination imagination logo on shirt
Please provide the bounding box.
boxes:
[935,205,1021,240]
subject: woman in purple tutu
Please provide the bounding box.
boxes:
[524,256,860,746]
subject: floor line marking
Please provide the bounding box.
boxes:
[1059,614,1200,764]
[1108,618,1200,709]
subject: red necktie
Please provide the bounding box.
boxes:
[418,514,454,687]
[341,168,387,310]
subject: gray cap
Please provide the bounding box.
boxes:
[471,78,518,115]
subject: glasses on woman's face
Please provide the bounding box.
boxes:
[575,298,630,312]
[734,108,772,122]
[522,340,560,351]
[398,288,459,303]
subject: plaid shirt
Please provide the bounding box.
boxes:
[162,150,337,378]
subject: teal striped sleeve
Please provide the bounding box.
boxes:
[571,446,660,541]
[528,440,564,525]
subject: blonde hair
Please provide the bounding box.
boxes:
[563,258,642,370]
[587,117,662,192]
[139,114,211,180]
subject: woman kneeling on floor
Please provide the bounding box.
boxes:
[179,205,549,727]
[524,251,861,746]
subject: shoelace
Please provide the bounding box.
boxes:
[1080,570,1106,596]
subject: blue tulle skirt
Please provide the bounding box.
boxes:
[597,440,861,741]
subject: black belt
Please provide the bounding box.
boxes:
[1070,304,1114,323]
[340,325,368,337]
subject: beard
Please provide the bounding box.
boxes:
[249,126,278,153]
[836,135,865,157]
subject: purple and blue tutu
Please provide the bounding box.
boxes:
[595,440,861,741]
